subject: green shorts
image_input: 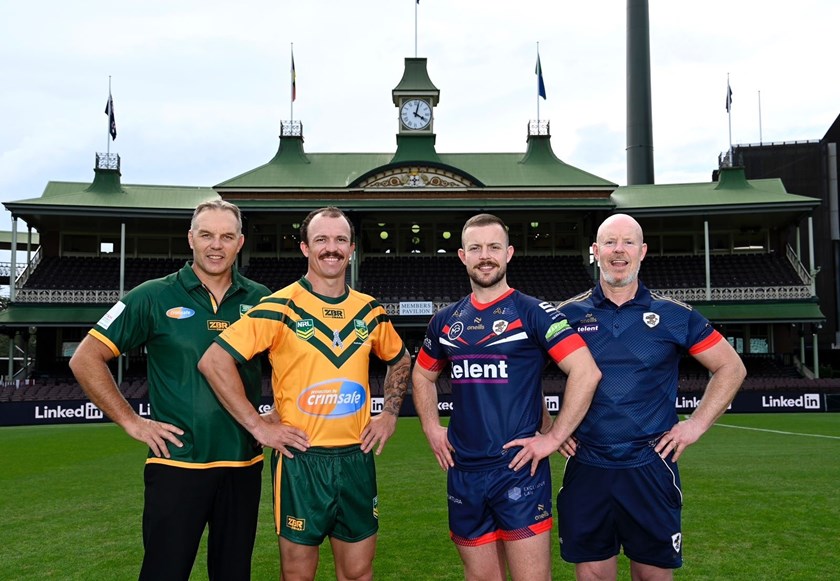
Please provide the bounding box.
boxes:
[271,445,378,545]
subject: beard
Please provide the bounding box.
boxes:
[467,261,507,289]
[600,262,640,288]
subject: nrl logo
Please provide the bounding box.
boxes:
[295,319,315,340]
[643,312,660,328]
[492,320,508,335]
[354,319,369,341]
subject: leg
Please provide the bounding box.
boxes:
[139,464,212,581]
[330,535,377,581]
[456,541,507,581]
[575,557,618,581]
[630,560,673,581]
[206,463,262,581]
[279,537,320,581]
[504,532,552,581]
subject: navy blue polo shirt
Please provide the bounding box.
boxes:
[558,281,721,468]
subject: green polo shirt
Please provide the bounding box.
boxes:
[90,262,270,468]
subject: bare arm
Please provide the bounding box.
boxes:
[197,342,309,457]
[361,350,411,455]
[505,346,602,474]
[68,335,184,458]
[412,363,455,470]
[655,339,746,461]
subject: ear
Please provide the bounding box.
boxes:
[457,247,467,265]
[300,240,310,258]
[187,230,195,249]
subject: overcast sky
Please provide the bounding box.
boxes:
[1,0,838,232]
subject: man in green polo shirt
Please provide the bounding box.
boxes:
[70,199,292,580]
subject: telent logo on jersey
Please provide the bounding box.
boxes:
[450,358,509,381]
[298,379,367,417]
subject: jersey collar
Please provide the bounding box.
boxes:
[592,280,652,308]
[297,276,350,304]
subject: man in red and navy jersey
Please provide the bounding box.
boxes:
[412,213,601,581]
[556,214,746,580]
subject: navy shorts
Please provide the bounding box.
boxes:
[557,456,683,569]
[448,459,553,546]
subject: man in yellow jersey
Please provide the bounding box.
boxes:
[69,200,273,580]
[199,206,411,581]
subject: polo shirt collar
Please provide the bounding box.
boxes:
[178,261,244,295]
[592,279,652,309]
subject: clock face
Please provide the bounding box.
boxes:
[400,99,432,130]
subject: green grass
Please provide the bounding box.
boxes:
[1,414,839,580]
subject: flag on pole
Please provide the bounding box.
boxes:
[725,81,733,112]
[105,93,117,140]
[535,54,546,100]
[291,50,297,102]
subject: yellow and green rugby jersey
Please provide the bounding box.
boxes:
[215,277,406,448]
[89,262,270,468]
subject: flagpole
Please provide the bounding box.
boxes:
[414,1,418,58]
[290,43,294,123]
[107,76,112,156]
[758,90,763,144]
[536,42,540,123]
[727,73,733,160]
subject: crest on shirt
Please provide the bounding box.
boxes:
[354,319,369,341]
[671,532,682,553]
[643,312,660,328]
[239,304,253,317]
[492,320,508,335]
[295,319,315,340]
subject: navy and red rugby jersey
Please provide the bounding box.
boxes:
[557,281,723,468]
[417,288,586,471]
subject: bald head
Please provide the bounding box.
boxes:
[596,214,644,245]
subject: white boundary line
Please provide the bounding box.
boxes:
[714,423,840,440]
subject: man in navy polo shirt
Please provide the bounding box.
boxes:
[556,214,746,580]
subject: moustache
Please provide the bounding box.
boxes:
[319,252,345,260]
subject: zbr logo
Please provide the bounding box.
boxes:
[166,307,195,320]
[298,379,367,417]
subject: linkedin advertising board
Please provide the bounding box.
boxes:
[0,391,836,427]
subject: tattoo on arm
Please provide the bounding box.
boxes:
[383,354,411,417]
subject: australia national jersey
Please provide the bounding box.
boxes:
[215,277,406,448]
[89,262,270,467]
[557,281,722,468]
[416,288,586,471]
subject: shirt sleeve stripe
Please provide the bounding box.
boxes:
[88,329,120,358]
[688,329,724,355]
[417,349,447,372]
[547,333,587,363]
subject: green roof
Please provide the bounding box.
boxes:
[4,170,218,218]
[215,135,617,191]
[612,167,820,215]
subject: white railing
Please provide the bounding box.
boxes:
[14,284,812,308]
[785,244,813,285]
[14,289,121,304]
[13,246,42,289]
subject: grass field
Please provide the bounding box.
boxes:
[1,413,838,580]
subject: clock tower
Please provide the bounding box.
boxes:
[391,57,441,163]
